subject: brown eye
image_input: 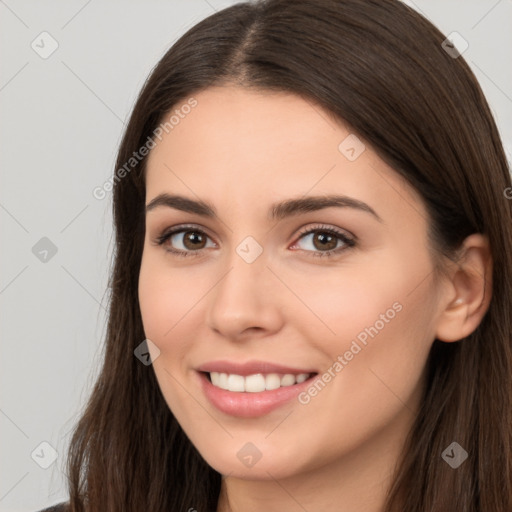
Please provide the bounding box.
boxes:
[311,232,338,251]
[291,225,356,258]
[155,226,215,258]
[180,231,208,250]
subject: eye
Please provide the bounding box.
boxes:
[290,224,356,258]
[153,223,356,259]
[154,224,215,258]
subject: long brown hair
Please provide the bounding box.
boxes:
[64,0,512,510]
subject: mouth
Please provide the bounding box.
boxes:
[201,371,318,392]
[197,370,320,418]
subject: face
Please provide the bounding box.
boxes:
[138,85,445,480]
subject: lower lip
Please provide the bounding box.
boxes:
[196,371,318,418]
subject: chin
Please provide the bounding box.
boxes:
[199,441,310,481]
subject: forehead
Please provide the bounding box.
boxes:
[145,85,426,226]
[148,85,345,170]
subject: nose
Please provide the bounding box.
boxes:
[205,250,284,341]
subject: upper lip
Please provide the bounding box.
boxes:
[196,360,317,376]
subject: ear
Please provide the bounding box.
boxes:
[435,233,493,343]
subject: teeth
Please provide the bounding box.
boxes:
[209,372,312,392]
[296,373,308,383]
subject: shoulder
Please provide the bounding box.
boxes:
[37,502,68,512]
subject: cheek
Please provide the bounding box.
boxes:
[138,252,213,374]
[291,250,435,399]
[138,259,166,339]
[286,257,410,346]
[138,253,187,348]
[138,257,194,414]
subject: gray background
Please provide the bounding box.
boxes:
[1,1,511,511]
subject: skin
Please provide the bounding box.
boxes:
[138,85,492,512]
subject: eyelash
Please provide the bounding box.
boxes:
[154,223,356,259]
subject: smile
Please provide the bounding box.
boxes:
[207,371,313,392]
[197,370,319,418]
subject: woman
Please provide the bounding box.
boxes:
[40,0,512,510]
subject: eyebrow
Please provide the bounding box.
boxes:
[145,193,383,223]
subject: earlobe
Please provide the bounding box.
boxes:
[435,233,493,343]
